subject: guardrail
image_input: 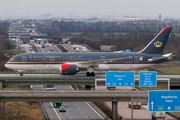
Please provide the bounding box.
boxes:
[0,76,96,80]
[0,70,180,75]
[169,78,180,80]
[1,76,180,81]
[39,102,49,120]
[56,44,68,52]
[32,45,38,52]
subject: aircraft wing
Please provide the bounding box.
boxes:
[148,53,174,62]
[77,57,129,68]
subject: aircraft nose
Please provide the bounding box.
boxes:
[5,63,9,68]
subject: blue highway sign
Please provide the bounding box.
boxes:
[149,91,180,112]
[106,72,135,86]
[139,72,157,87]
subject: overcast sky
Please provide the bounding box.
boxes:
[0,0,179,19]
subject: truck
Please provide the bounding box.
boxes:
[68,41,71,45]
[53,101,63,108]
[75,47,79,52]
[82,47,87,52]
[128,102,141,109]
[29,40,35,45]
[151,112,166,120]
[36,39,42,44]
[46,42,49,47]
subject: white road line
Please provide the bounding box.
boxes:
[86,102,104,120]
[36,44,44,53]
[55,45,62,52]
[69,85,104,120]
[50,102,61,120]
[40,85,61,120]
[127,86,132,90]
[22,44,29,53]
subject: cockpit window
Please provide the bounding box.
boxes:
[9,58,15,61]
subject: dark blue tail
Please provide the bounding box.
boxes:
[139,26,173,55]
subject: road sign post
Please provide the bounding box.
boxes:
[139,72,157,87]
[106,72,135,87]
[149,91,180,112]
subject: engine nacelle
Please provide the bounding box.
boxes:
[59,64,79,75]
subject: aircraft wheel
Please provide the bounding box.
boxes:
[86,72,90,76]
[20,73,23,76]
[91,72,95,76]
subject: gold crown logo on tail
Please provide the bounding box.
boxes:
[154,41,163,47]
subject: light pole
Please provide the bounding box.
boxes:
[69,12,75,20]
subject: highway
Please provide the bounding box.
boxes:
[61,44,90,52]
[61,44,76,52]
[96,86,175,120]
[21,44,60,120]
[33,43,104,120]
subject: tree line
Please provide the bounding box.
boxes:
[38,22,180,60]
[52,21,180,33]
[0,22,13,71]
[72,32,180,60]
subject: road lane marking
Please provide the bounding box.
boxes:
[40,85,61,120]
[69,85,104,120]
[86,102,104,120]
[50,102,62,120]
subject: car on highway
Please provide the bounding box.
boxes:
[50,48,53,51]
[59,106,66,112]
[51,43,54,46]
[29,46,33,51]
[53,101,63,108]
[29,85,33,90]
[128,102,141,109]
[107,86,116,90]
[41,43,46,48]
[46,42,49,47]
[44,85,56,90]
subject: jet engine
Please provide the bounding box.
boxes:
[59,64,79,75]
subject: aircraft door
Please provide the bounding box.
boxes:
[21,56,26,63]
[134,56,139,63]
[49,56,54,63]
[101,56,106,60]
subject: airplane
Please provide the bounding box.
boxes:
[5,26,174,76]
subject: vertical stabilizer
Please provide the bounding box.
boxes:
[139,26,173,55]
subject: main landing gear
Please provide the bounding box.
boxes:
[20,72,23,76]
[86,72,95,76]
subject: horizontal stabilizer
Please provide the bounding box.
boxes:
[148,53,174,61]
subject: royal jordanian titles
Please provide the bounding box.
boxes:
[5,26,174,76]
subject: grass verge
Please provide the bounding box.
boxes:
[0,85,46,120]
